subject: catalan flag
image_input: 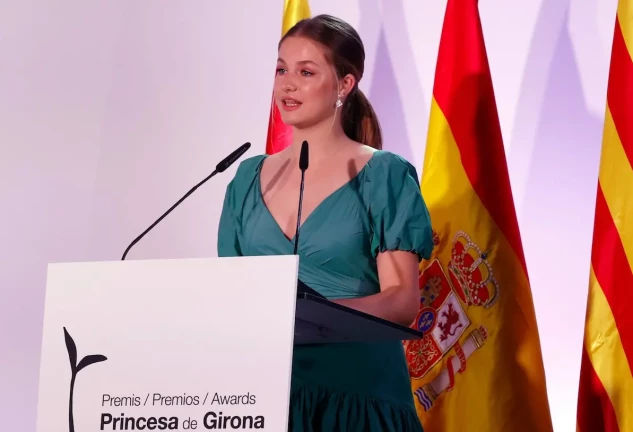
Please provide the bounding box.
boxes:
[404,1,553,430]
[576,1,633,431]
[265,0,311,155]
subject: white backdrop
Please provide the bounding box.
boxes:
[0,1,618,431]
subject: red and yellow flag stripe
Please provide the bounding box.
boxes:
[414,1,552,430]
[577,2,633,431]
[265,0,311,155]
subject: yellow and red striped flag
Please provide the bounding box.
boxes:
[404,1,553,430]
[576,1,633,431]
[265,0,311,155]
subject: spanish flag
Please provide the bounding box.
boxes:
[265,0,311,155]
[576,1,633,431]
[404,1,553,430]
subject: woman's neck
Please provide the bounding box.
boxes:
[290,118,350,165]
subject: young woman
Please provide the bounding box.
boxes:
[218,14,433,432]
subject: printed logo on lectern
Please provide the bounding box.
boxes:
[59,328,267,430]
[63,327,108,432]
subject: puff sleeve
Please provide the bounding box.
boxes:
[217,179,242,257]
[369,153,434,262]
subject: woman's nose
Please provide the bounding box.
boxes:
[279,75,297,92]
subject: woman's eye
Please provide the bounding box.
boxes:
[276,68,286,75]
[301,70,313,76]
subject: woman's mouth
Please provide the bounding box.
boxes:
[281,98,302,111]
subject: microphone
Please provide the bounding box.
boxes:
[292,141,325,299]
[293,140,309,255]
[294,141,325,300]
[121,142,251,260]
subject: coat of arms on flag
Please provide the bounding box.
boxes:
[405,230,498,410]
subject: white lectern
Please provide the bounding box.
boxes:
[36,255,424,431]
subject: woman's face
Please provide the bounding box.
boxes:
[274,36,340,129]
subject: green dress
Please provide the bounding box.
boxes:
[218,150,434,432]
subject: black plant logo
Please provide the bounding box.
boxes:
[64,327,107,432]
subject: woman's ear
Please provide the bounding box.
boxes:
[338,74,356,99]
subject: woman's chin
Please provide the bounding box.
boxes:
[280,113,327,130]
[279,114,308,128]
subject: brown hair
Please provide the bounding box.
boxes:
[280,14,382,150]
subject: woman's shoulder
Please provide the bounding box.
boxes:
[362,149,434,261]
[227,153,267,186]
[365,150,419,182]
[222,153,266,210]
[235,153,267,175]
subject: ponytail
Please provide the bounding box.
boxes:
[341,88,383,150]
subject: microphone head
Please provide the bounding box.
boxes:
[299,140,309,171]
[216,142,251,172]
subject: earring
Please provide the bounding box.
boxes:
[336,98,343,108]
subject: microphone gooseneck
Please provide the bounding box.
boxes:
[294,140,309,255]
[121,142,252,260]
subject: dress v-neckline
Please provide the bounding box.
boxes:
[256,152,379,243]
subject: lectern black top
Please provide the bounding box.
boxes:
[294,279,424,345]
